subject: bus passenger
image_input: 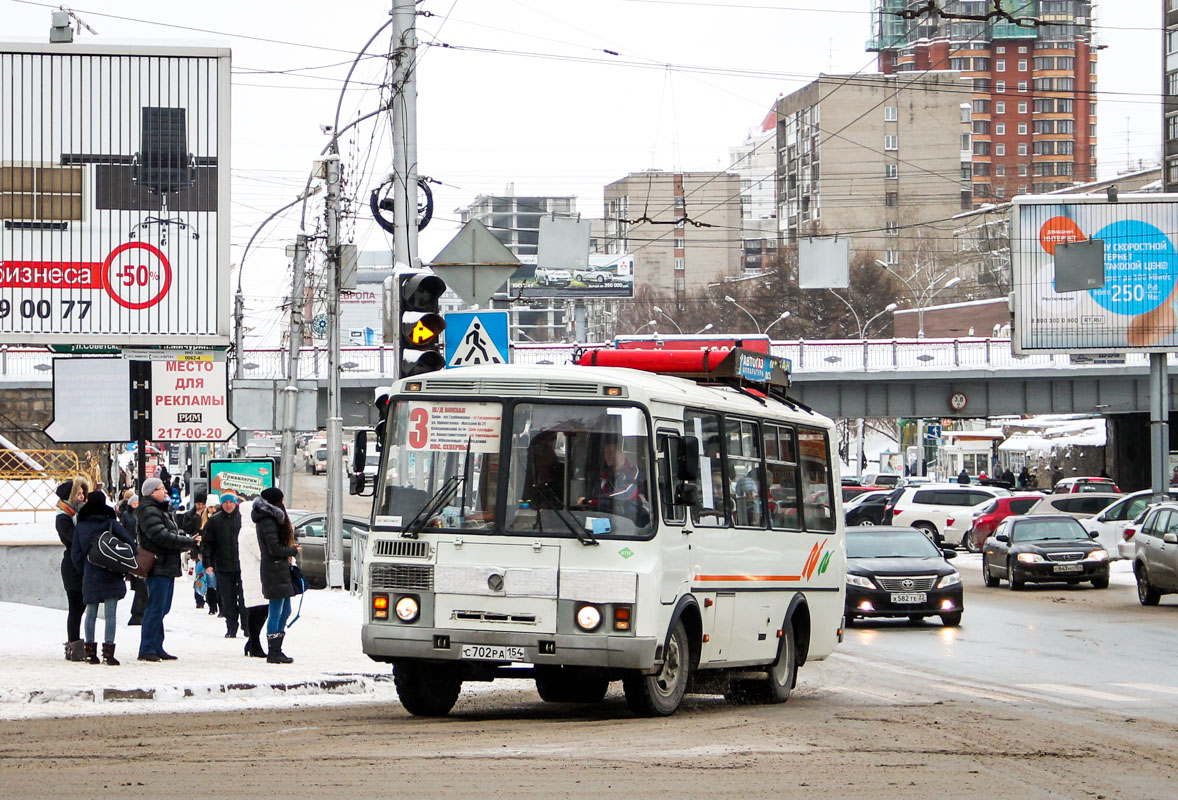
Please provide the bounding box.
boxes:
[520,431,565,509]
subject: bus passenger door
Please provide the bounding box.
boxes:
[657,430,692,604]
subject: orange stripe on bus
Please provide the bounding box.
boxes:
[693,575,802,582]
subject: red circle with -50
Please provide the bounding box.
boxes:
[101,242,172,310]
[408,407,429,448]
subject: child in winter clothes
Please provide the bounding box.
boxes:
[70,491,137,665]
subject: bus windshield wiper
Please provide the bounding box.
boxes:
[402,474,462,539]
[536,484,598,546]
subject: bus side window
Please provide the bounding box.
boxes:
[658,433,686,524]
[766,425,801,530]
[726,417,764,528]
[685,410,728,527]
[798,427,835,532]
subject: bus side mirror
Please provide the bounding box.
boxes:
[351,430,367,475]
[676,482,700,507]
[349,473,365,496]
[679,436,700,481]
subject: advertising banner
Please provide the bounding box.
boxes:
[508,254,635,299]
[0,43,231,346]
[1011,195,1178,353]
[151,359,237,442]
[208,458,274,500]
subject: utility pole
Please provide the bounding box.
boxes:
[279,234,309,501]
[324,154,345,589]
[391,0,419,274]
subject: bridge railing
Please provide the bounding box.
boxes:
[0,339,1167,380]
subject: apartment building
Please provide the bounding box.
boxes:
[603,171,742,306]
[1166,0,1178,191]
[774,71,971,269]
[729,111,779,274]
[869,0,1100,203]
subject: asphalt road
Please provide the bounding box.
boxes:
[4,549,1177,798]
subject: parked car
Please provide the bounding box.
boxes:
[965,493,1042,552]
[981,515,1110,590]
[842,484,887,503]
[862,472,901,488]
[1081,489,1178,558]
[292,511,369,589]
[1053,476,1120,494]
[1130,502,1178,605]
[885,484,1012,548]
[844,490,894,526]
[844,525,962,627]
[1026,492,1121,520]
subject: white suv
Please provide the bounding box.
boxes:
[886,484,1012,548]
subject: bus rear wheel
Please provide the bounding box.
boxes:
[726,622,797,705]
[623,620,690,717]
[393,660,462,717]
[534,666,609,703]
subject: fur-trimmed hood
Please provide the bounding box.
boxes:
[251,495,286,525]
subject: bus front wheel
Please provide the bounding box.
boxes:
[623,620,690,717]
[393,660,462,717]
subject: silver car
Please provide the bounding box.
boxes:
[1131,501,1178,605]
[292,512,369,589]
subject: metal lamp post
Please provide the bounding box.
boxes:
[763,311,791,336]
[724,295,760,332]
[651,306,682,334]
[875,259,962,338]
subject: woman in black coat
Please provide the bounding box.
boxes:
[55,477,90,662]
[252,487,300,664]
[117,491,148,627]
[70,492,137,665]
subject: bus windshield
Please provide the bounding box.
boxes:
[378,399,502,531]
[506,403,652,539]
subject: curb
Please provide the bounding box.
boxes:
[1,673,391,707]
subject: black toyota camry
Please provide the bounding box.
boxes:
[844,525,963,628]
[981,514,1110,590]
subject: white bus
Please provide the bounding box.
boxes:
[354,348,845,716]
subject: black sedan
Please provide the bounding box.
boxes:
[844,525,963,627]
[292,511,370,589]
[844,490,893,526]
[981,514,1110,590]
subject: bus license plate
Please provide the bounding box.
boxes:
[460,644,527,663]
[1053,563,1083,573]
[890,592,926,604]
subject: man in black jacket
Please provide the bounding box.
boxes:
[201,490,245,638]
[137,477,199,662]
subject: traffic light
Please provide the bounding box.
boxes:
[398,271,447,377]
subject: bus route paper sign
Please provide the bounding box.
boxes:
[404,401,501,453]
[1011,195,1178,353]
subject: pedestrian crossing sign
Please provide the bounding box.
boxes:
[444,310,510,369]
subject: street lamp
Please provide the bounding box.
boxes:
[875,259,963,338]
[723,295,759,331]
[764,311,791,336]
[635,319,658,333]
[695,323,714,334]
[862,302,898,339]
[651,306,682,334]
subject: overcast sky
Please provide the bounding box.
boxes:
[4,0,1162,345]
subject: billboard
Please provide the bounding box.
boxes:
[508,254,635,299]
[0,43,231,346]
[1012,195,1178,353]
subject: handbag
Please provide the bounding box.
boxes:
[87,523,138,574]
[289,563,306,596]
[132,548,157,580]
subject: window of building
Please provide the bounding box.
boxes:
[995,186,1005,198]
[995,123,1005,135]
[884,105,898,122]
[973,120,990,135]
[674,257,685,270]
[996,80,1006,93]
[1018,143,1028,156]
[885,221,899,236]
[962,133,973,151]
[995,164,1005,177]
[961,165,973,182]
[1019,46,1028,53]
[996,60,1006,72]
[1018,122,1028,135]
[1019,163,1028,177]
[674,237,684,249]
[885,191,899,207]
[885,163,898,178]
[973,140,990,156]
[1018,101,1028,114]
[960,105,972,123]
[995,101,1006,115]
[0,165,84,222]
[884,134,898,150]
[673,196,685,209]
[997,46,1006,54]
[972,98,991,114]
[996,143,1005,156]
[1018,59,1028,72]
[884,250,899,266]
[1018,185,1027,194]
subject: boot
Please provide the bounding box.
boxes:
[65,640,85,662]
[101,642,120,666]
[83,642,100,665]
[244,638,267,658]
[266,633,293,664]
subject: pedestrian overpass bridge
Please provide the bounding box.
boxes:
[1,338,1174,425]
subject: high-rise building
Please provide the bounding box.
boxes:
[1166,0,1178,191]
[729,111,779,274]
[869,0,1100,203]
[774,71,971,269]
[603,171,743,306]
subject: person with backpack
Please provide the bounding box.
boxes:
[70,491,137,665]
[137,477,200,662]
[252,487,300,664]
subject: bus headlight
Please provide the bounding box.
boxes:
[575,604,602,632]
[395,595,420,622]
